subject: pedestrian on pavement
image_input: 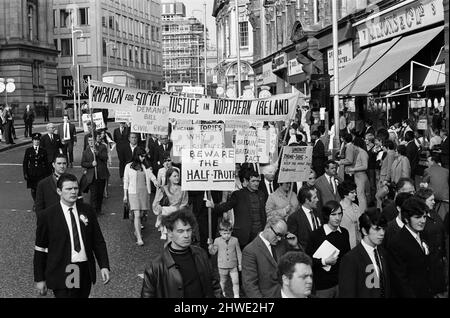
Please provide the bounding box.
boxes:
[348,137,370,214]
[43,103,49,122]
[40,123,62,166]
[23,133,50,209]
[241,216,302,298]
[2,104,14,144]
[23,104,35,138]
[123,147,157,246]
[141,208,222,298]
[277,251,314,298]
[338,180,361,249]
[98,128,115,198]
[81,133,109,215]
[35,154,68,216]
[57,115,77,168]
[34,173,110,298]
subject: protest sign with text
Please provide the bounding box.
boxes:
[235,128,259,163]
[172,123,225,157]
[82,112,104,132]
[114,110,132,123]
[181,148,236,191]
[278,146,313,183]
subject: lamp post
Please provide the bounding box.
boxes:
[234,0,242,98]
[106,42,116,73]
[71,25,83,126]
[0,78,16,105]
[192,6,208,95]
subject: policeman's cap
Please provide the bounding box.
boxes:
[31,133,42,141]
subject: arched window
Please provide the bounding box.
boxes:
[27,2,38,41]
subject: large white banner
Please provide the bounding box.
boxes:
[89,80,300,121]
[278,146,313,183]
[181,148,236,191]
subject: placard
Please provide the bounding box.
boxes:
[181,148,236,191]
[114,110,132,123]
[171,123,225,156]
[278,146,313,183]
[82,112,105,132]
[235,128,259,163]
[130,102,169,135]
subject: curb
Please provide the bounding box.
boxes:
[0,129,85,153]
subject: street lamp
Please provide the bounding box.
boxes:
[192,4,208,95]
[0,78,16,105]
[71,25,83,126]
[106,41,116,73]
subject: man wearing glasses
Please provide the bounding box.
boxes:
[241,216,302,298]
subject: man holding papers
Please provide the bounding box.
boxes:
[305,200,351,298]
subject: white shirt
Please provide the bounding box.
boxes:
[395,216,404,229]
[264,178,274,194]
[60,201,88,263]
[130,143,137,154]
[325,174,336,194]
[259,232,274,258]
[302,206,320,231]
[281,289,288,298]
[323,223,342,235]
[63,123,70,140]
[361,239,381,277]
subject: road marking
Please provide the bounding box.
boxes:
[18,181,23,184]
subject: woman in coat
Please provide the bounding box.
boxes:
[123,147,157,246]
[348,138,370,214]
[338,181,361,249]
[389,144,411,184]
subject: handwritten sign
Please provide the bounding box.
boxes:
[114,110,132,123]
[257,128,270,164]
[235,128,259,163]
[181,148,236,191]
[130,98,169,135]
[278,146,313,183]
[171,123,225,156]
[82,112,105,132]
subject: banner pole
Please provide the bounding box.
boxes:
[206,190,212,241]
[88,78,97,180]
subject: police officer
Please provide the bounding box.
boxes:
[23,133,50,208]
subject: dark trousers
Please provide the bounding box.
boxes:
[368,169,377,205]
[89,177,106,214]
[44,111,49,122]
[31,188,37,202]
[3,121,13,143]
[53,262,92,298]
[24,121,33,137]
[62,141,74,163]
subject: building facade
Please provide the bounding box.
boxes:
[213,0,255,98]
[162,1,207,93]
[0,0,58,116]
[52,0,163,115]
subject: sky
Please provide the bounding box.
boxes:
[162,0,217,47]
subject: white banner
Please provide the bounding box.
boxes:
[278,146,313,183]
[181,148,236,191]
[89,80,300,122]
[171,123,225,157]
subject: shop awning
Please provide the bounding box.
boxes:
[421,63,445,87]
[331,25,444,96]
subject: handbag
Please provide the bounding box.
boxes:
[123,202,130,219]
[160,188,170,207]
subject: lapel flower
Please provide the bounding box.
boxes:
[79,214,89,226]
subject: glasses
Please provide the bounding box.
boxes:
[270,226,287,239]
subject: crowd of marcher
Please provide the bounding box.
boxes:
[28,107,449,298]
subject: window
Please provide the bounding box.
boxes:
[60,9,71,28]
[53,9,57,27]
[102,16,107,27]
[151,25,155,41]
[239,22,248,47]
[32,61,43,88]
[28,5,36,40]
[155,27,160,42]
[61,38,72,56]
[109,16,115,30]
[77,37,90,55]
[102,40,107,57]
[54,39,58,51]
[129,47,133,61]
[78,8,88,25]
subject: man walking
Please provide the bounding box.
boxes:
[40,123,62,166]
[113,122,130,179]
[57,115,77,168]
[23,104,35,138]
[34,173,110,298]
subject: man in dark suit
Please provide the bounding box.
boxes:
[363,119,375,136]
[35,154,68,216]
[259,164,279,204]
[314,160,342,207]
[242,216,302,298]
[277,251,314,298]
[57,115,77,168]
[113,122,130,178]
[154,135,173,172]
[23,133,50,205]
[311,130,327,176]
[439,129,449,169]
[287,186,321,251]
[404,131,419,180]
[81,134,109,215]
[339,208,391,298]
[381,178,415,222]
[207,170,267,249]
[34,173,110,298]
[387,196,433,298]
[40,123,62,165]
[383,192,413,248]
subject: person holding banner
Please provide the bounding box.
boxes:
[266,182,299,221]
[152,167,188,240]
[123,147,157,246]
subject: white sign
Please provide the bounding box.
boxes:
[82,112,105,132]
[257,128,270,164]
[327,41,354,76]
[417,118,428,130]
[181,148,236,191]
[278,146,313,183]
[356,0,444,47]
[288,59,304,76]
[171,123,225,157]
[182,86,205,95]
[130,101,169,135]
[235,128,259,163]
[114,110,132,123]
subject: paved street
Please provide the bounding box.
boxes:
[0,129,165,298]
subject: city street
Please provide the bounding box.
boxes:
[0,132,165,298]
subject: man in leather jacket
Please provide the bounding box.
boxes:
[141,209,222,298]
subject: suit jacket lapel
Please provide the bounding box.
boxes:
[76,202,88,244]
[300,207,313,232]
[57,204,71,244]
[256,236,277,267]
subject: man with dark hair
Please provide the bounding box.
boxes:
[141,209,222,298]
[381,177,415,222]
[277,251,314,298]
[387,196,433,298]
[242,216,302,298]
[339,208,390,298]
[364,119,375,136]
[383,192,413,248]
[287,186,321,250]
[207,169,267,249]
[311,130,327,176]
[35,154,69,216]
[404,130,419,180]
[57,115,77,168]
[113,122,130,179]
[314,160,342,207]
[34,173,110,298]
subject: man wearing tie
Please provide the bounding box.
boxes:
[40,123,62,166]
[113,122,130,179]
[386,196,433,298]
[155,136,173,171]
[287,187,322,250]
[57,115,77,168]
[314,160,342,208]
[34,173,110,298]
[259,164,278,204]
[23,133,50,206]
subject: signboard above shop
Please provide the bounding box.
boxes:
[327,41,353,76]
[272,53,287,72]
[355,0,444,47]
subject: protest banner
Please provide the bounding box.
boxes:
[181,148,236,191]
[235,127,259,163]
[114,110,132,123]
[278,146,313,183]
[89,79,301,122]
[257,128,270,164]
[130,99,169,135]
[82,112,105,132]
[171,123,225,157]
